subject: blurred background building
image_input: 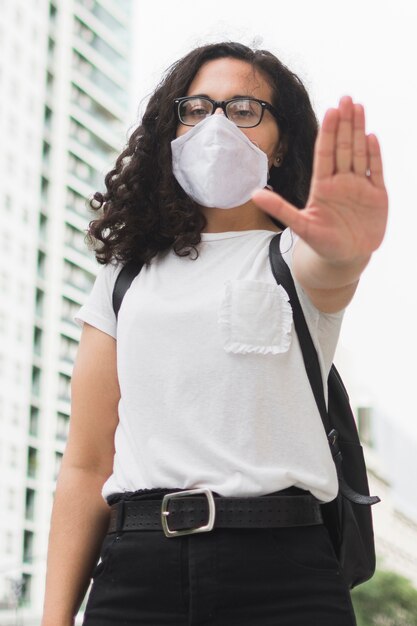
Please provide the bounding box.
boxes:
[336,346,417,588]
[0,0,417,624]
[354,406,417,587]
[0,0,133,622]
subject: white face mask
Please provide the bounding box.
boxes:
[171,114,268,209]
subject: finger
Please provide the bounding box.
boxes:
[336,96,353,173]
[252,189,307,238]
[312,108,338,180]
[352,103,367,176]
[367,134,385,188]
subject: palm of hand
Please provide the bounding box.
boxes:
[253,96,388,265]
[304,169,388,263]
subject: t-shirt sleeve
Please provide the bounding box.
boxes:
[74,261,123,339]
[279,228,345,380]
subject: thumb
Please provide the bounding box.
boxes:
[252,188,305,234]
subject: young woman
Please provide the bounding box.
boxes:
[41,42,388,626]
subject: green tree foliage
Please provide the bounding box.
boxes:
[351,569,417,626]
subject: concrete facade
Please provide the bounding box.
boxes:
[0,0,132,622]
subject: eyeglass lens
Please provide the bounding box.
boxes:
[179,98,263,128]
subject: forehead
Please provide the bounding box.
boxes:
[186,57,273,102]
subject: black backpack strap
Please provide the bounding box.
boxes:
[268,233,379,505]
[269,234,330,432]
[112,259,144,320]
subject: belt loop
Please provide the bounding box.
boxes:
[115,500,125,535]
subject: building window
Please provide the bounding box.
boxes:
[74,17,94,43]
[39,212,48,241]
[21,573,32,606]
[37,250,46,279]
[35,288,45,318]
[33,326,43,357]
[29,406,39,437]
[76,0,125,37]
[49,2,57,22]
[61,296,80,325]
[70,84,122,133]
[48,36,55,58]
[72,51,126,106]
[56,412,69,441]
[27,446,38,479]
[65,222,88,254]
[60,334,78,364]
[58,373,71,402]
[71,83,90,110]
[31,366,41,397]
[44,105,53,129]
[73,16,127,74]
[63,259,94,293]
[54,451,63,480]
[66,185,92,218]
[68,152,92,182]
[46,70,54,94]
[25,488,36,521]
[69,118,113,160]
[42,141,51,167]
[23,530,34,564]
[69,118,90,145]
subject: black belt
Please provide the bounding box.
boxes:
[107,488,323,538]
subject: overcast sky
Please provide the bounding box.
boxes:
[130,0,417,443]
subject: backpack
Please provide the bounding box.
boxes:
[111,232,381,589]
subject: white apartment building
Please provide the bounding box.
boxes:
[362,413,417,587]
[0,0,133,622]
[338,345,417,588]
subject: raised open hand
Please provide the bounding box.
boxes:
[253,96,389,265]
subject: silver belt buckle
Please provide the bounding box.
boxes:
[161,488,216,538]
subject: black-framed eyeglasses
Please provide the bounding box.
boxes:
[174,96,281,128]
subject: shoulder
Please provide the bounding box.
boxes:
[93,259,125,292]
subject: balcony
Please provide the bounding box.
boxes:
[73,15,128,77]
[75,0,129,35]
[71,40,128,102]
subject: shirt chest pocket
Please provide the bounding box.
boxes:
[217,279,293,355]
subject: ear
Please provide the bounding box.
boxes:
[273,138,287,168]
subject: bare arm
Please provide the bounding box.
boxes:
[291,239,368,313]
[41,323,120,626]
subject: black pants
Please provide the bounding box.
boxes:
[82,490,357,626]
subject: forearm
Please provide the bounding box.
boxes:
[41,464,112,626]
[292,238,371,313]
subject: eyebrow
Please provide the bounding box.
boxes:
[188,93,254,100]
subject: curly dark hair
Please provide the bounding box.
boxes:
[86,41,318,266]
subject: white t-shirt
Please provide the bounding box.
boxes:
[74,228,343,503]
